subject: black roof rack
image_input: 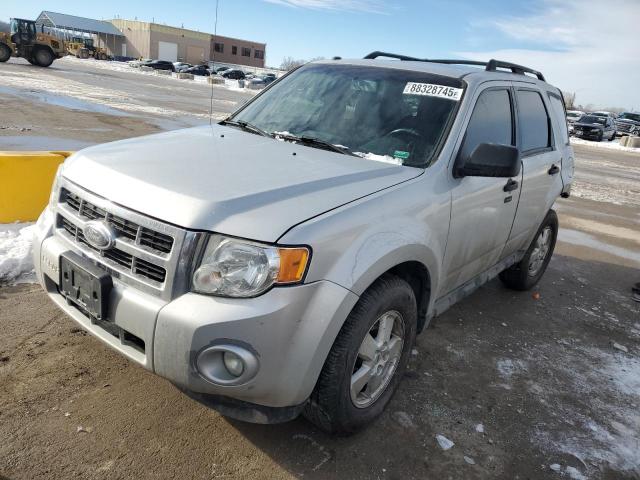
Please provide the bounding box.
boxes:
[363,51,546,82]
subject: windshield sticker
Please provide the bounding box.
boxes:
[393,150,410,160]
[403,83,463,101]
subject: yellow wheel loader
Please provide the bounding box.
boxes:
[0,18,66,67]
[66,37,90,59]
[67,37,109,60]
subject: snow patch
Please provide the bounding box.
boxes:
[353,152,403,165]
[435,434,454,450]
[571,137,640,153]
[0,223,36,284]
[496,358,528,379]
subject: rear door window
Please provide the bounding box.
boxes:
[458,88,513,162]
[516,90,551,153]
[547,92,569,145]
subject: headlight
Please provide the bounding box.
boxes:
[48,164,63,207]
[192,235,310,297]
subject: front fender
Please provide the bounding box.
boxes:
[280,176,450,313]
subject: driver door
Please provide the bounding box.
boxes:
[440,84,522,295]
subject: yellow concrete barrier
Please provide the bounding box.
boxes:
[0,151,73,223]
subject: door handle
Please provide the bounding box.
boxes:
[548,164,560,175]
[503,179,519,192]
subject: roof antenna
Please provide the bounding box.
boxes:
[209,0,220,126]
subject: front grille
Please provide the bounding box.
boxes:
[63,189,174,254]
[60,216,167,283]
[54,180,195,300]
[615,122,634,133]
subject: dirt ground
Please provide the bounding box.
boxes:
[1,58,639,480]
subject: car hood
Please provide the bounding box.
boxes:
[62,125,421,241]
[616,118,640,125]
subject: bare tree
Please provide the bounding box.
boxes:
[280,56,306,71]
[0,20,9,33]
[562,91,576,109]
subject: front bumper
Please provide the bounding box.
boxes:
[574,130,602,139]
[33,207,359,409]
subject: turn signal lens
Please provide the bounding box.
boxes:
[277,247,310,284]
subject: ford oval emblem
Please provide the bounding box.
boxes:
[83,221,116,250]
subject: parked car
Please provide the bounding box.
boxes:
[247,75,275,88]
[184,65,211,76]
[145,60,175,72]
[573,114,616,141]
[128,58,151,67]
[34,53,573,434]
[259,74,277,85]
[565,110,585,135]
[614,111,640,136]
[173,62,192,73]
[590,111,616,119]
[221,69,246,80]
[213,66,231,74]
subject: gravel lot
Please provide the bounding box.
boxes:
[1,58,639,480]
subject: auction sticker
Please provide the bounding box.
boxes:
[403,83,463,101]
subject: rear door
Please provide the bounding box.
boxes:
[440,84,522,294]
[503,86,563,256]
[546,91,574,197]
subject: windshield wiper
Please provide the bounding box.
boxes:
[220,119,270,137]
[273,132,356,156]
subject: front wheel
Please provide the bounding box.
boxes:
[500,209,558,291]
[304,274,417,434]
[33,48,54,67]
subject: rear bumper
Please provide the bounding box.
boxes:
[33,207,359,409]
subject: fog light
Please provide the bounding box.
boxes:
[195,344,259,386]
[223,351,244,377]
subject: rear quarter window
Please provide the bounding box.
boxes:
[516,90,551,153]
[547,93,569,145]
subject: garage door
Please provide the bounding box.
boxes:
[157,41,178,62]
[186,45,205,65]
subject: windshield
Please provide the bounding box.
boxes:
[229,63,464,167]
[579,115,606,125]
[618,112,640,122]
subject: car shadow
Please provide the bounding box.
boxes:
[222,254,640,480]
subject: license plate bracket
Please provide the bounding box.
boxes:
[60,251,112,321]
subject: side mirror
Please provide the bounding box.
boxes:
[455,143,521,178]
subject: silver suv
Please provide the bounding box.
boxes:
[33,52,574,433]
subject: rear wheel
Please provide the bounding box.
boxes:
[33,48,54,67]
[499,210,558,291]
[304,274,417,434]
[0,43,11,62]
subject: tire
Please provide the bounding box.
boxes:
[499,209,558,291]
[33,48,54,67]
[609,131,616,141]
[304,274,417,434]
[0,43,10,62]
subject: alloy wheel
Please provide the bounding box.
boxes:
[350,310,405,408]
[528,226,552,277]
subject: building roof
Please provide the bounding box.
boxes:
[36,11,123,36]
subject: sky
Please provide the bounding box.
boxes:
[3,0,639,109]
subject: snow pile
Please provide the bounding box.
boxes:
[0,223,36,284]
[571,137,640,153]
